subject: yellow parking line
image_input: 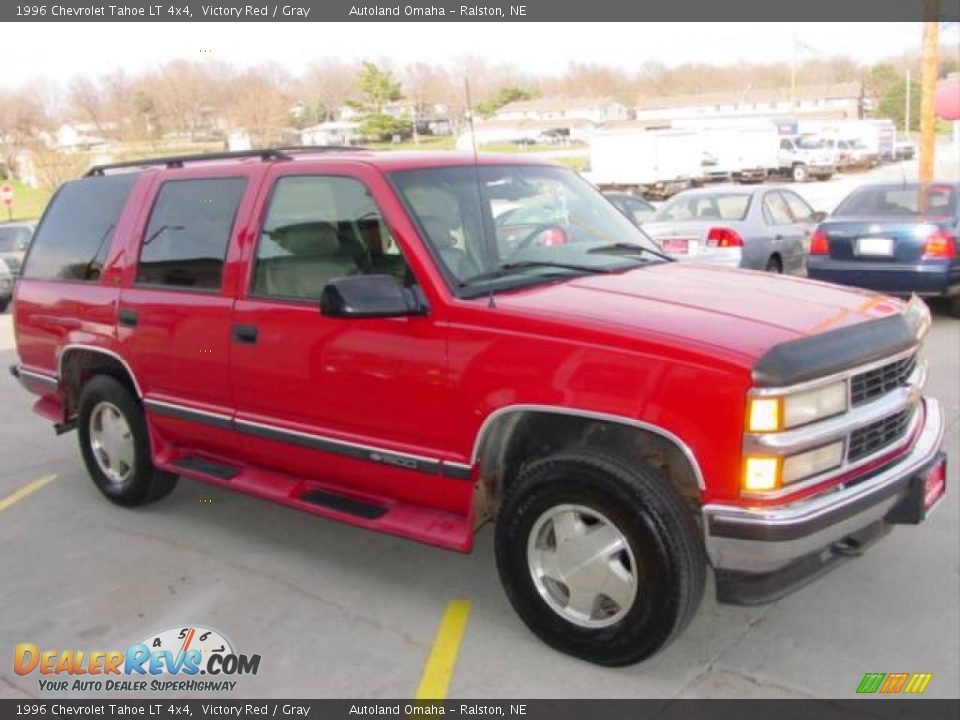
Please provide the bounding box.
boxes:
[414,600,471,700]
[0,474,58,513]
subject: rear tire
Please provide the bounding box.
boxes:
[765,256,783,274]
[77,375,178,507]
[495,449,706,666]
[0,299,9,313]
[792,164,809,183]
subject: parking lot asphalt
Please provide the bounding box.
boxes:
[1,162,958,701]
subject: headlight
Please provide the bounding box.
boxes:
[743,441,845,493]
[747,380,848,432]
[782,442,844,485]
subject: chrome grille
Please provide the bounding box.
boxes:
[850,354,916,407]
[847,409,913,463]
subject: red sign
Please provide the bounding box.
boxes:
[0,184,12,206]
[934,79,960,121]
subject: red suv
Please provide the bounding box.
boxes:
[11,149,947,665]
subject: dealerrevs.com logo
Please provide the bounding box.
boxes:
[14,625,261,693]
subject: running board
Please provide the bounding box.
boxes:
[157,454,472,552]
[301,489,389,519]
[170,455,240,480]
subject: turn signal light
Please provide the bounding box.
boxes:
[706,227,744,248]
[809,229,830,255]
[923,228,957,259]
[743,457,780,492]
[747,397,781,432]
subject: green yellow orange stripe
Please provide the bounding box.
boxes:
[414,600,471,700]
[857,672,932,694]
[0,474,58,513]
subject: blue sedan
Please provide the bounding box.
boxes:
[808,182,960,317]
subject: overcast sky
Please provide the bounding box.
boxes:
[3,22,931,91]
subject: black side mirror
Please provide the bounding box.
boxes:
[810,210,828,223]
[321,274,427,319]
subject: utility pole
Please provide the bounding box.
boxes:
[905,69,912,134]
[918,3,939,196]
[790,33,797,112]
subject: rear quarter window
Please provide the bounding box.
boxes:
[22,174,137,282]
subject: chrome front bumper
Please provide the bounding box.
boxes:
[703,397,945,603]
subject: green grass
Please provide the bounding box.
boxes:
[1,179,51,222]
[553,156,590,172]
[478,142,585,154]
[367,136,456,151]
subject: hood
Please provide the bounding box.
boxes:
[490,261,905,367]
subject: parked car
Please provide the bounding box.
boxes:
[602,191,656,227]
[642,186,824,274]
[12,149,946,666]
[0,259,12,312]
[0,221,36,276]
[895,140,917,160]
[824,138,877,170]
[808,182,960,317]
[777,136,836,182]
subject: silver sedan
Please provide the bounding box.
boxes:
[641,186,825,274]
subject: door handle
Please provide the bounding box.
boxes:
[118,309,138,328]
[232,324,258,344]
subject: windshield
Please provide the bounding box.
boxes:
[834,185,957,219]
[652,193,751,222]
[390,164,663,294]
[0,226,32,253]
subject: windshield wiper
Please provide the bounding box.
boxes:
[459,260,614,287]
[587,243,672,262]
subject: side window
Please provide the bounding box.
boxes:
[624,198,654,224]
[780,139,793,151]
[781,191,814,223]
[136,178,246,290]
[252,175,410,301]
[763,193,794,225]
[22,174,136,282]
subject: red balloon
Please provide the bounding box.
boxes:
[935,79,960,121]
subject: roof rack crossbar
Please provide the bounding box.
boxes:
[83,145,372,177]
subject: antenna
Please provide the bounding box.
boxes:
[463,78,496,308]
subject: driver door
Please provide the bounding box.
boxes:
[229,165,451,501]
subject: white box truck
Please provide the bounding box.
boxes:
[587,127,705,198]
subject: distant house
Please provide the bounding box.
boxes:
[300,121,362,147]
[634,82,865,123]
[493,96,629,124]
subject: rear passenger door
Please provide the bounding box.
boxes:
[118,171,252,455]
[779,189,818,271]
[761,191,804,273]
[228,165,452,504]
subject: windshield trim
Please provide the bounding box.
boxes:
[386,163,662,300]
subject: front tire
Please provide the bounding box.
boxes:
[0,299,9,313]
[792,164,809,182]
[495,449,705,666]
[765,256,783,274]
[77,375,178,506]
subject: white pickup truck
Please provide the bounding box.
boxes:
[777,136,837,182]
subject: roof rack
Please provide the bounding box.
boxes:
[83,145,370,177]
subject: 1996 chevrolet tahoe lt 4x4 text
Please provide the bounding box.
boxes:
[11,149,948,665]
